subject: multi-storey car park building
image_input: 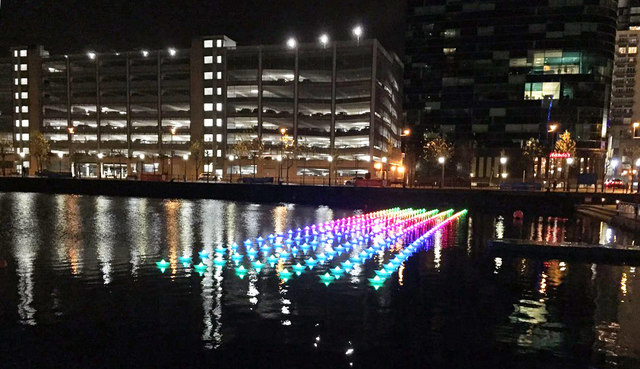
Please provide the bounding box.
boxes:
[405,0,617,185]
[0,36,404,183]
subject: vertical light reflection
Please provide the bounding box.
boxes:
[179,200,194,258]
[315,205,334,225]
[494,216,504,239]
[164,200,180,276]
[273,205,288,234]
[536,217,543,241]
[466,216,473,255]
[494,257,503,274]
[398,264,405,285]
[95,197,114,285]
[201,200,225,349]
[247,270,259,306]
[225,202,237,246]
[12,193,38,325]
[129,198,148,277]
[433,229,442,272]
[64,195,83,275]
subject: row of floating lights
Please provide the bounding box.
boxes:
[156,206,467,289]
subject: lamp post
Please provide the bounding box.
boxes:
[634,122,640,138]
[636,158,640,193]
[19,151,26,177]
[97,153,104,179]
[183,154,188,181]
[276,154,282,184]
[229,155,235,183]
[57,152,63,173]
[438,156,445,188]
[353,25,363,45]
[500,156,508,181]
[319,34,329,49]
[327,156,333,186]
[170,127,176,181]
[68,127,75,176]
[374,162,382,179]
[547,124,558,179]
[139,154,145,179]
[566,157,574,192]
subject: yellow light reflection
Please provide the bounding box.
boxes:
[164,200,180,276]
[398,264,405,286]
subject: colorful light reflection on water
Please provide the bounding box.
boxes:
[0,193,639,369]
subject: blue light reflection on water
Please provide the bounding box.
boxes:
[0,193,639,368]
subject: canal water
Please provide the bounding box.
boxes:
[0,192,638,369]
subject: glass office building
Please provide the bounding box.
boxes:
[0,36,403,181]
[406,0,617,182]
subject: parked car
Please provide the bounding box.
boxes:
[605,178,626,189]
[344,177,364,186]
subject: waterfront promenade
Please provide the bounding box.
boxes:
[1,177,637,214]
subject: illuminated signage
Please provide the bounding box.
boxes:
[549,152,571,158]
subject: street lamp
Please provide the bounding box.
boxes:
[57,152,63,173]
[168,48,177,57]
[500,156,508,180]
[438,156,445,188]
[634,122,640,138]
[353,25,363,44]
[170,127,177,181]
[19,151,26,177]
[229,154,235,183]
[287,38,297,49]
[97,152,104,179]
[327,156,334,186]
[401,128,411,137]
[183,154,189,181]
[566,157,574,192]
[319,34,329,48]
[68,127,75,176]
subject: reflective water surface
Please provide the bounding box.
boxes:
[0,192,639,369]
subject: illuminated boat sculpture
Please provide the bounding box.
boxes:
[235,265,248,279]
[267,255,279,267]
[319,273,335,286]
[305,257,318,270]
[156,259,170,272]
[279,268,292,282]
[368,275,386,290]
[292,263,306,275]
[231,253,244,265]
[198,250,210,259]
[178,256,192,267]
[330,266,345,279]
[251,260,265,272]
[213,258,226,267]
[214,247,227,255]
[194,262,208,276]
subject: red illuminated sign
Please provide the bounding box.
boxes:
[549,152,571,158]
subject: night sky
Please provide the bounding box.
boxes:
[0,0,406,57]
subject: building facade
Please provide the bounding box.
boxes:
[0,37,404,182]
[405,0,617,184]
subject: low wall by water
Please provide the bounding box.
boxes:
[0,177,638,214]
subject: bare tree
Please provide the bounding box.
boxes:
[522,137,543,179]
[31,132,50,172]
[190,139,204,179]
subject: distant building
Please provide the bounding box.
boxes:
[405,0,617,184]
[1,37,404,182]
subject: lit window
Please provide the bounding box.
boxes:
[204,40,213,48]
[619,47,627,54]
[15,120,20,127]
[216,103,223,111]
[13,65,18,71]
[20,50,27,57]
[217,55,222,63]
[15,106,19,113]
[21,106,28,113]
[217,87,222,95]
[204,134,214,142]
[13,50,18,57]
[216,134,222,142]
[22,120,29,127]
[21,92,28,99]
[204,72,213,80]
[216,118,222,127]
[14,78,19,85]
[204,56,213,64]
[443,48,456,55]
[21,78,28,85]
[204,118,214,127]
[524,82,560,100]
[204,103,214,111]
[217,149,222,157]
[205,149,213,157]
[216,71,222,79]
[20,64,27,71]
[22,134,29,141]
[216,40,223,48]
[15,134,20,141]
[14,92,19,99]
[630,47,638,54]
[204,87,213,95]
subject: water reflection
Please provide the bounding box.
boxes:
[2,195,640,368]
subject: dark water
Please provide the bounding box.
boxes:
[0,192,638,369]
